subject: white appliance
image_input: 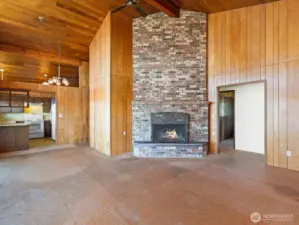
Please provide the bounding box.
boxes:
[50,99,56,141]
[25,113,44,139]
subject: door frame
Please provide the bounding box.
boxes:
[215,80,267,159]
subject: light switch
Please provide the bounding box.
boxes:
[58,113,63,118]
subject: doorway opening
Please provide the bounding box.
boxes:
[219,91,235,150]
[218,82,266,155]
[26,93,57,149]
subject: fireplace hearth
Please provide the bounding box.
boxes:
[133,112,208,158]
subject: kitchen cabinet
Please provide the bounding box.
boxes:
[0,90,9,107]
[0,89,29,112]
[28,97,51,112]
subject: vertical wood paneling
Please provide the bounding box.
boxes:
[265,3,275,165]
[89,12,132,156]
[111,14,132,156]
[56,87,80,145]
[239,8,247,83]
[260,5,266,80]
[208,14,217,152]
[246,7,252,82]
[89,13,111,155]
[232,9,240,84]
[251,6,261,81]
[225,12,231,84]
[287,0,299,171]
[278,0,288,168]
[79,62,89,144]
[273,2,280,166]
[208,0,299,170]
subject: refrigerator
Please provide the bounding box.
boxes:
[50,98,56,141]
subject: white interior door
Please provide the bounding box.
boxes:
[235,83,265,154]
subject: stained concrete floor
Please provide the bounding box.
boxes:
[1,147,299,225]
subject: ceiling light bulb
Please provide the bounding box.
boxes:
[42,74,50,85]
[0,69,4,81]
[52,77,58,84]
[56,79,62,86]
[62,78,69,86]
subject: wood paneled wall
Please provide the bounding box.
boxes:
[0,80,89,145]
[79,62,89,144]
[89,13,111,155]
[208,0,299,171]
[110,13,133,156]
[89,12,132,156]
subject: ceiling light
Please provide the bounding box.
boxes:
[38,16,45,22]
[39,20,70,87]
[42,74,50,85]
[0,69,4,81]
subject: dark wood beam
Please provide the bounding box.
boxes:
[144,0,180,17]
[0,44,82,67]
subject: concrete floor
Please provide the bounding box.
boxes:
[1,147,299,225]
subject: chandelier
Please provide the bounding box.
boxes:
[46,39,69,86]
[40,17,69,86]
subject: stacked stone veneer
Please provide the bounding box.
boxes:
[133,10,208,157]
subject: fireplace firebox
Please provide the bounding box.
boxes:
[151,112,189,143]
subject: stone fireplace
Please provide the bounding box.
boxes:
[133,10,208,158]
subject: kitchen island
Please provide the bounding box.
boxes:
[0,124,29,152]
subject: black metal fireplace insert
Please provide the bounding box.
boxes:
[151,112,189,143]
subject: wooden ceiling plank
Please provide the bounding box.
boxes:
[5,2,96,38]
[0,44,82,66]
[144,0,180,17]
[56,0,105,22]
[0,17,91,49]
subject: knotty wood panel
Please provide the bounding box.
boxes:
[208,0,298,170]
[89,12,132,156]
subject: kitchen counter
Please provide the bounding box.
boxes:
[0,124,29,152]
[0,123,29,127]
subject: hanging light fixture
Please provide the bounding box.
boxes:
[39,17,69,86]
[0,69,4,81]
[42,74,49,85]
[47,38,69,86]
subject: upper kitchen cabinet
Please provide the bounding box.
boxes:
[0,89,29,113]
[11,91,29,108]
[0,90,10,107]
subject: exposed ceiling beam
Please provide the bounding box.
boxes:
[0,44,82,67]
[144,0,180,17]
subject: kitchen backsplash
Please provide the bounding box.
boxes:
[0,113,51,122]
